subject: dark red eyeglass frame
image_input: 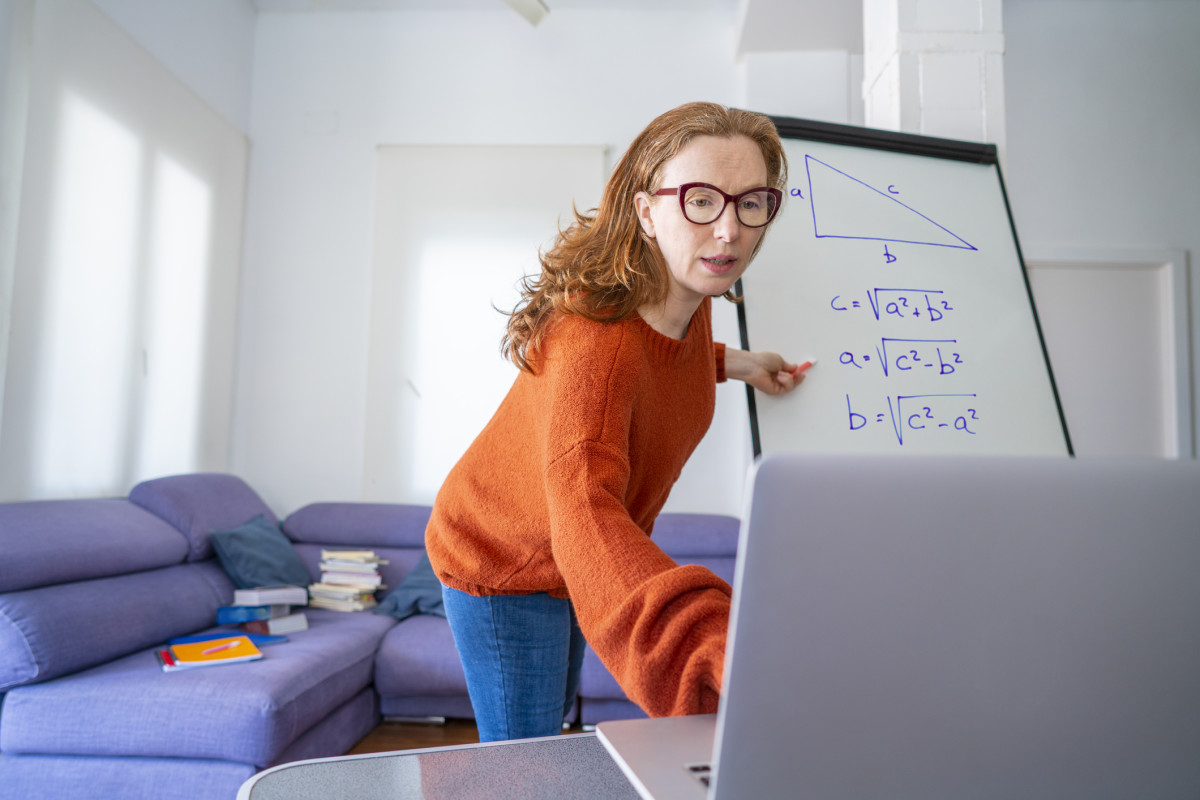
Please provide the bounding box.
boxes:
[653,182,783,228]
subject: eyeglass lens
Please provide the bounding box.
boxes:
[683,185,777,227]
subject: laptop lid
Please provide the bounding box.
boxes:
[711,454,1200,799]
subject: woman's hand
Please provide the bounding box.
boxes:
[725,348,808,396]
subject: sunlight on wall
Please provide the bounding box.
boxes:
[32,91,141,496]
[136,154,212,478]
[365,144,605,504]
[408,240,524,499]
[28,91,214,497]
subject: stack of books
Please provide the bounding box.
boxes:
[216,585,310,635]
[308,549,387,611]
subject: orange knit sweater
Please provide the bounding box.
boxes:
[425,297,732,718]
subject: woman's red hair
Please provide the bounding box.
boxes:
[502,102,787,372]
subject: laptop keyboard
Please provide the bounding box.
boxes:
[685,761,713,789]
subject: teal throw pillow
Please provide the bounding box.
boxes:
[209,514,312,590]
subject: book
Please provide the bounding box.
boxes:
[308,594,377,612]
[319,571,383,587]
[215,604,291,625]
[159,635,263,672]
[233,585,309,606]
[308,582,378,612]
[319,549,385,563]
[308,582,377,598]
[241,611,309,635]
[168,632,289,647]
[318,560,382,573]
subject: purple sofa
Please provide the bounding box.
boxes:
[0,473,739,799]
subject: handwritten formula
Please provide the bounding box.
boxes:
[839,338,963,377]
[830,288,956,322]
[846,393,979,446]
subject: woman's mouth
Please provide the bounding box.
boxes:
[701,256,737,274]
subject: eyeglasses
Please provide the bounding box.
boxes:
[653,182,782,228]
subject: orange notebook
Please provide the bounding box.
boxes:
[159,635,263,672]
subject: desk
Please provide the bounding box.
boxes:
[238,732,641,800]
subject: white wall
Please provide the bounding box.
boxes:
[90,0,257,134]
[1003,0,1200,457]
[234,7,801,514]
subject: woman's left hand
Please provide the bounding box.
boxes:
[725,348,808,396]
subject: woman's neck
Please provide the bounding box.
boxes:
[637,294,703,340]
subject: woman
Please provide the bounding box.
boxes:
[425,101,803,742]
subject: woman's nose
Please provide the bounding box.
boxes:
[712,202,741,242]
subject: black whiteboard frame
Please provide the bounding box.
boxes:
[735,115,1073,457]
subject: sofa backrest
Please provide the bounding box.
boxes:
[283,503,432,589]
[129,472,278,562]
[0,499,189,593]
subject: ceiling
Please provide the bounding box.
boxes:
[251,0,739,11]
[248,0,862,55]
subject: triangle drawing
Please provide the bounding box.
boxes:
[805,155,976,251]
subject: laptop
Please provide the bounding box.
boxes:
[598,454,1200,799]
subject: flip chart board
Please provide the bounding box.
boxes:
[738,117,1072,456]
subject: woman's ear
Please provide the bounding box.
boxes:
[633,191,656,238]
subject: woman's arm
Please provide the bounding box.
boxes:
[724,347,806,395]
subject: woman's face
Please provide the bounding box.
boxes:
[634,134,770,309]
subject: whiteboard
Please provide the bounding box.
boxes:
[739,118,1071,456]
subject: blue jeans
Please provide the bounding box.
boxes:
[442,585,586,742]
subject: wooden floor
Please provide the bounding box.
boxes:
[347,718,481,754]
[347,718,589,754]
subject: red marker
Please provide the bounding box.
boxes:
[791,359,816,376]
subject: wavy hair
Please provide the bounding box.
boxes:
[501,102,787,372]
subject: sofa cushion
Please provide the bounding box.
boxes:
[0,562,232,693]
[0,752,257,800]
[374,614,466,698]
[0,608,395,765]
[269,685,378,767]
[129,473,277,562]
[0,499,188,593]
[209,514,312,589]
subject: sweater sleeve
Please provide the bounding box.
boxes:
[545,440,731,717]
[714,341,726,383]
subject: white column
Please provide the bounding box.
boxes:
[863,0,1006,155]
